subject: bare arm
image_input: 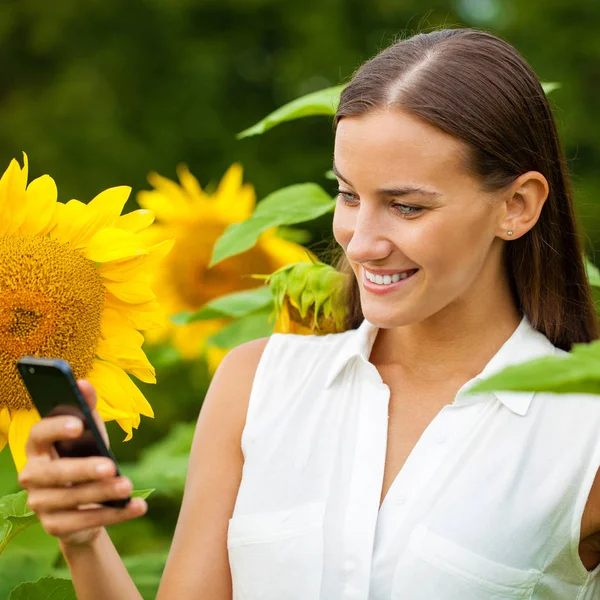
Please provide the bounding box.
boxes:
[21,337,269,600]
[156,336,268,599]
[579,467,600,571]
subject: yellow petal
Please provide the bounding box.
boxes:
[85,228,148,263]
[104,277,156,304]
[51,191,130,250]
[8,408,41,473]
[90,360,154,419]
[259,229,315,268]
[87,186,131,222]
[98,239,174,282]
[116,209,155,233]
[104,295,167,331]
[96,330,156,384]
[0,407,11,453]
[19,175,59,236]
[212,164,256,222]
[171,320,225,360]
[176,164,205,199]
[87,361,139,417]
[49,199,91,245]
[0,156,28,236]
[95,397,133,421]
[137,171,192,221]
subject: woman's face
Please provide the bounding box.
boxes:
[333,108,508,329]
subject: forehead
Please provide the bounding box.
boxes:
[334,109,470,187]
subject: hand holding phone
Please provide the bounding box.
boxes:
[15,357,147,547]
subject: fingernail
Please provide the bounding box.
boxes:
[64,419,81,433]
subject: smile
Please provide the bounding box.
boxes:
[364,268,418,285]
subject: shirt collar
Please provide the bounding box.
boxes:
[324,314,556,416]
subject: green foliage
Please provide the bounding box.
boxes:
[237,84,345,138]
[468,340,600,395]
[210,183,335,266]
[8,576,76,600]
[0,521,61,599]
[121,423,195,500]
[171,285,274,324]
[0,490,38,554]
[207,309,274,349]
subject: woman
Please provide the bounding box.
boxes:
[18,28,600,599]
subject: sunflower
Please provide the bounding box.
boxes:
[0,154,172,472]
[267,262,350,335]
[137,163,311,369]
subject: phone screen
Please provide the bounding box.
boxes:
[20,363,104,458]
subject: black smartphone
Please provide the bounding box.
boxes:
[16,356,130,508]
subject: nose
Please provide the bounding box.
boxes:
[345,208,394,264]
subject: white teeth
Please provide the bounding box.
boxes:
[365,269,415,285]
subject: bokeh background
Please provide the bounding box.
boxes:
[1,1,600,597]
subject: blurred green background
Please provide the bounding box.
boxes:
[2,0,600,597]
[2,0,600,252]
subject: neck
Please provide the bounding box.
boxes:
[368,289,521,387]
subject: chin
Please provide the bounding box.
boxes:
[360,306,417,330]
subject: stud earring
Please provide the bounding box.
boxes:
[507,230,513,236]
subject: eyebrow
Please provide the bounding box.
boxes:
[332,164,441,198]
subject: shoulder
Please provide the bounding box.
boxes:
[224,329,356,377]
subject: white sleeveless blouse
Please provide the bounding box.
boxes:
[227,316,600,599]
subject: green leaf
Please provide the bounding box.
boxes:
[324,169,336,181]
[585,257,600,288]
[0,522,61,599]
[207,310,274,350]
[210,183,335,266]
[0,450,18,496]
[237,82,555,140]
[467,339,600,396]
[171,286,274,324]
[8,576,76,600]
[0,490,38,554]
[237,84,345,139]
[541,81,561,94]
[121,424,195,498]
[131,489,155,500]
[274,227,313,245]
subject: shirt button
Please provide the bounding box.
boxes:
[434,432,447,443]
[397,494,407,505]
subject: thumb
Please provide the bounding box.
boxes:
[76,379,110,450]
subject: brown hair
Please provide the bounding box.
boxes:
[333,28,599,350]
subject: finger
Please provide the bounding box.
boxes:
[26,476,133,512]
[19,456,117,488]
[42,498,147,537]
[76,380,109,448]
[25,415,86,459]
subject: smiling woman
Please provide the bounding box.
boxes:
[16,27,600,600]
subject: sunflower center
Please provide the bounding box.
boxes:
[0,235,105,411]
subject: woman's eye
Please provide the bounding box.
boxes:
[393,203,423,217]
[336,190,423,218]
[337,190,358,205]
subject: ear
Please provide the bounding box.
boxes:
[496,171,549,240]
